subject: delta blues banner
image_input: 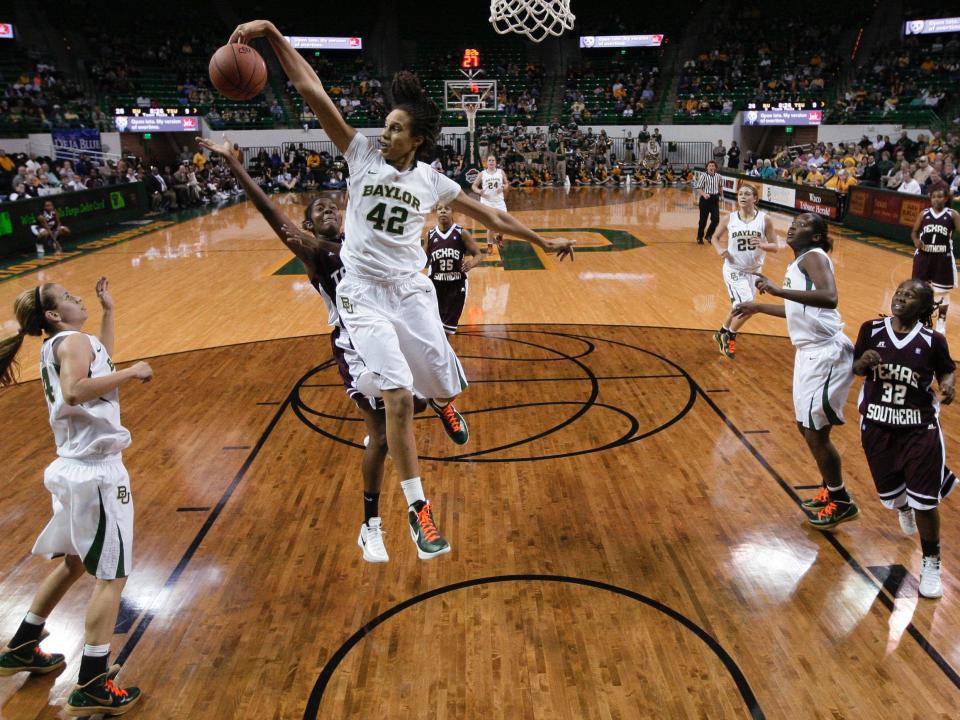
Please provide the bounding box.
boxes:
[51,128,102,160]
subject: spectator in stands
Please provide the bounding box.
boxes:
[727,141,741,169]
[85,167,105,189]
[8,182,33,201]
[760,159,777,180]
[147,166,178,211]
[805,163,825,187]
[276,164,297,192]
[914,155,934,186]
[898,168,922,195]
[713,140,726,166]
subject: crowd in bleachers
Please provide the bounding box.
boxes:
[0,59,103,133]
[564,59,659,123]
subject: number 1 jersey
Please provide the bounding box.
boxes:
[343,132,463,280]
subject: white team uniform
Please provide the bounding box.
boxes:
[337,132,468,398]
[784,248,855,430]
[478,168,508,211]
[32,331,134,579]
[723,209,767,304]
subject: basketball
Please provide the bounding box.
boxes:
[208,43,267,101]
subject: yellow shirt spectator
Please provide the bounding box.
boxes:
[192,152,206,171]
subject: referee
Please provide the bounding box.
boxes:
[693,160,722,245]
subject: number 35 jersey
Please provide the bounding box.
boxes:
[343,132,463,280]
[725,209,768,273]
[854,317,955,427]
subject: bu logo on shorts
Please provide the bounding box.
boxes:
[340,297,354,314]
[117,486,131,504]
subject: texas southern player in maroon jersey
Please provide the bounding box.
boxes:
[910,185,960,332]
[853,278,957,598]
[425,204,481,334]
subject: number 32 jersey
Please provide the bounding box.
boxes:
[342,132,463,280]
[854,317,955,427]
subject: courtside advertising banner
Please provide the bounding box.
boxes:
[794,186,839,219]
[762,183,796,208]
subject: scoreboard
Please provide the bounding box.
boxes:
[114,107,202,133]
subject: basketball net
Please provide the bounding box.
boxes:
[489,0,575,43]
[463,101,480,134]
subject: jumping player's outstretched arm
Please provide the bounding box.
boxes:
[229,21,355,153]
[753,251,838,309]
[196,136,340,263]
[450,191,575,261]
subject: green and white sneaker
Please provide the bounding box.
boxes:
[408,500,451,560]
[0,638,65,676]
[65,671,141,716]
[429,400,469,445]
[808,500,860,529]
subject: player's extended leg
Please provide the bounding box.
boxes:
[800,424,860,529]
[915,507,943,598]
[934,290,951,333]
[357,406,390,563]
[0,555,84,676]
[66,577,142,715]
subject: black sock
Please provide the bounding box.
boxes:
[827,485,851,503]
[727,330,737,339]
[921,539,941,558]
[9,617,43,649]
[78,653,109,686]
[363,492,380,524]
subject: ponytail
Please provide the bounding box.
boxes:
[389,71,441,162]
[0,285,47,387]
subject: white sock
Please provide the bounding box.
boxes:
[400,477,425,507]
[82,643,110,657]
[24,612,46,626]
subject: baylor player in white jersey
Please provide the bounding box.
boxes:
[0,278,151,714]
[734,213,860,530]
[471,155,509,252]
[710,183,780,359]
[232,19,574,562]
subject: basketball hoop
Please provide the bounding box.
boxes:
[490,0,575,43]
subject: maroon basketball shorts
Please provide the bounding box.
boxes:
[860,419,946,510]
[912,251,957,293]
[434,279,468,335]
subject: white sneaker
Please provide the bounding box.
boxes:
[358,517,389,563]
[898,507,917,535]
[919,555,943,598]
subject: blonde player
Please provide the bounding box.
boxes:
[711,183,780,359]
[232,19,574,561]
[471,154,509,253]
[0,278,150,715]
[734,213,860,529]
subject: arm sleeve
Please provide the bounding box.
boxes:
[343,132,379,174]
[433,170,463,207]
[932,333,956,379]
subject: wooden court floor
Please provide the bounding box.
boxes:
[1,188,958,719]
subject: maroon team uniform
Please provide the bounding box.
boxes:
[855,317,957,510]
[426,223,470,334]
[912,207,957,292]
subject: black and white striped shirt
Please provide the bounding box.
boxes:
[693,170,721,196]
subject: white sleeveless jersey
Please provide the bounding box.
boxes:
[784,248,845,348]
[725,209,767,272]
[40,331,131,459]
[479,168,507,205]
[342,132,462,280]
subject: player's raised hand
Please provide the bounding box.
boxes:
[195,135,233,158]
[95,277,114,311]
[546,237,575,262]
[229,20,277,44]
[280,222,316,249]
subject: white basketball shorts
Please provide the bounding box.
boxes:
[336,272,468,399]
[792,335,855,431]
[32,456,134,579]
[480,197,508,213]
[723,263,758,305]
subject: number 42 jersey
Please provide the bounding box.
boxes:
[854,317,956,427]
[342,132,463,281]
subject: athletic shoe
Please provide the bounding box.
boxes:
[408,500,451,560]
[808,500,860,529]
[898,507,917,536]
[801,487,830,510]
[358,517,389,563]
[65,672,141,716]
[0,639,65,676]
[696,237,704,245]
[919,555,943,599]
[429,400,469,445]
[712,330,726,355]
[723,336,736,360]
[495,233,504,249]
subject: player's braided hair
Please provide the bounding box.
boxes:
[806,213,832,252]
[914,280,937,329]
[0,284,47,387]
[389,71,441,162]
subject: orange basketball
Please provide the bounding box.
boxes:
[208,43,267,101]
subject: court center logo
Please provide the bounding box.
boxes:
[290,327,695,462]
